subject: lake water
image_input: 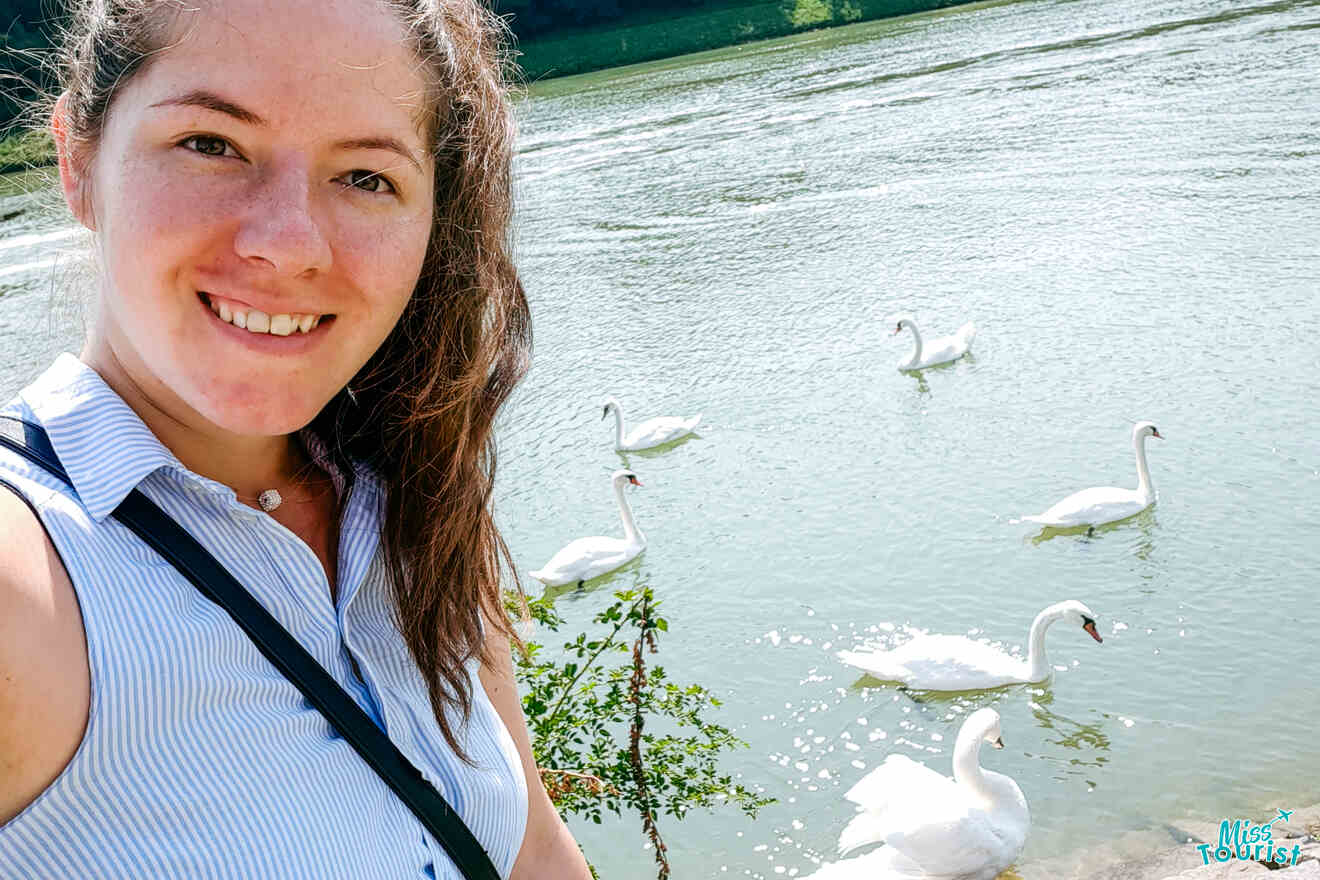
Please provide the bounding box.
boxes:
[1,0,1318,875]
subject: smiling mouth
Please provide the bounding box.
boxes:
[200,292,332,336]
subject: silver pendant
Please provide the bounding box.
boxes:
[258,489,282,512]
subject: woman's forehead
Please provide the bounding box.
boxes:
[137,0,431,143]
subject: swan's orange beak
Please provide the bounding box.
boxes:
[628,477,643,487]
[1083,621,1103,643]
[1152,428,1163,439]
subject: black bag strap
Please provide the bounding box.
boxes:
[0,417,501,880]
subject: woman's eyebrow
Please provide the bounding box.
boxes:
[149,89,267,126]
[148,89,422,172]
[334,137,423,172]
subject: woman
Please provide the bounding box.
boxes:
[0,0,590,876]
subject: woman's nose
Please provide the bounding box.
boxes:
[233,163,333,277]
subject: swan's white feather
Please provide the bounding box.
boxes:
[1015,422,1161,529]
[838,634,1030,690]
[811,752,1028,880]
[871,769,1024,877]
[529,470,646,587]
[620,413,702,450]
[898,321,976,371]
[528,536,640,586]
[1017,485,1149,527]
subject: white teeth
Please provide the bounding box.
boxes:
[207,294,323,335]
[246,310,271,333]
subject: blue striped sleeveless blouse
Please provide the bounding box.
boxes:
[0,354,528,879]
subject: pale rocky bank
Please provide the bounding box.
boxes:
[1014,803,1320,880]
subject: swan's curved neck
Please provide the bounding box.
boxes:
[1133,432,1154,501]
[609,405,626,447]
[902,324,924,366]
[1025,609,1058,681]
[615,479,643,545]
[952,728,997,804]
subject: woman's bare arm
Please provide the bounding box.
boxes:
[478,623,592,880]
[0,489,90,825]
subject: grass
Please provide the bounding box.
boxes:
[0,128,54,175]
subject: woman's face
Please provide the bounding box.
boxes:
[67,0,435,437]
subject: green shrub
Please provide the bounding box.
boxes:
[516,587,773,878]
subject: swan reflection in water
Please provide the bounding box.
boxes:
[1025,686,1112,762]
[1029,506,1160,546]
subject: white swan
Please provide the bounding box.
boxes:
[893,315,976,371]
[1014,421,1163,528]
[528,469,645,587]
[803,708,1029,880]
[836,600,1102,690]
[602,396,701,451]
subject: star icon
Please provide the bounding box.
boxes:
[1277,809,1294,823]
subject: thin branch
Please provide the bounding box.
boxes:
[628,593,669,879]
[541,593,647,734]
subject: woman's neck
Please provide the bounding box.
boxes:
[82,345,308,500]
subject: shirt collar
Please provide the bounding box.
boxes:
[19,354,381,525]
[20,353,185,521]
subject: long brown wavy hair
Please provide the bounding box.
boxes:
[50,0,529,758]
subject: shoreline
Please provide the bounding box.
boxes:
[0,0,989,167]
[1017,802,1320,880]
[513,0,977,81]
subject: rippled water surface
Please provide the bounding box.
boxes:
[2,0,1318,875]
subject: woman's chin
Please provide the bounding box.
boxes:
[189,384,335,438]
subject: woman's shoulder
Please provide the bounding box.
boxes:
[0,485,91,826]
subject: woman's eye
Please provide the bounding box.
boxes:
[342,170,395,194]
[182,135,236,158]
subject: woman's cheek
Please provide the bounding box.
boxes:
[337,208,430,317]
[103,160,233,262]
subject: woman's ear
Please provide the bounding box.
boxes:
[51,92,97,231]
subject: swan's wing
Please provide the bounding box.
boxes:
[917,325,974,365]
[531,537,632,583]
[838,755,961,854]
[844,754,951,808]
[918,336,963,365]
[624,416,697,448]
[839,757,1016,875]
[882,803,1017,878]
[837,648,913,682]
[840,635,1028,690]
[1030,486,1147,526]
